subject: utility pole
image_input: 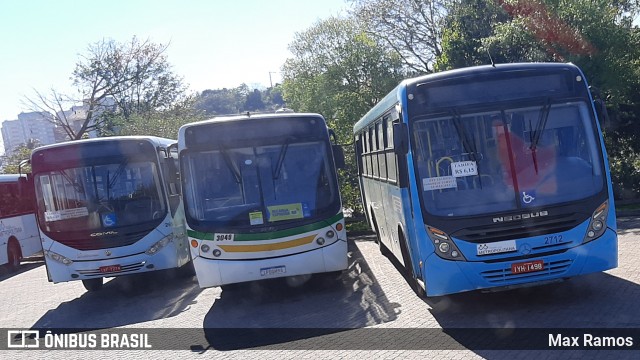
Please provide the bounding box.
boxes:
[269,71,277,88]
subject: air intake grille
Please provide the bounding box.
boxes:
[76,262,146,277]
[452,213,586,243]
[481,259,572,284]
[56,229,151,251]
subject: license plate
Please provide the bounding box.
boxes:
[511,260,544,274]
[260,265,286,277]
[99,265,121,273]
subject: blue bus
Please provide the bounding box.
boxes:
[354,63,617,297]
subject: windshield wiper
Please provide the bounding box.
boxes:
[450,110,478,162]
[59,169,85,194]
[530,99,552,151]
[220,149,241,184]
[529,99,552,174]
[108,159,129,190]
[273,139,291,180]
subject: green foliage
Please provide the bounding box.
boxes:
[281,16,407,214]
[435,0,640,197]
[194,84,286,117]
[116,96,205,139]
[1,144,33,174]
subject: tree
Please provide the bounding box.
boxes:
[25,36,186,140]
[1,142,36,174]
[436,0,640,197]
[282,16,407,213]
[117,96,205,139]
[350,0,451,74]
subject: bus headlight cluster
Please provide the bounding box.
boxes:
[46,251,73,265]
[583,201,608,243]
[426,226,466,261]
[146,234,174,255]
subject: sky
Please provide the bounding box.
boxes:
[0,0,348,124]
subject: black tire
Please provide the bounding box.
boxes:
[372,216,390,256]
[82,278,104,292]
[6,241,21,273]
[177,261,196,278]
[398,231,426,298]
[220,283,240,292]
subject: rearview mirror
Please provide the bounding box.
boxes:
[332,145,345,169]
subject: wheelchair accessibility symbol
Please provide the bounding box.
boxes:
[102,213,117,227]
[522,192,535,204]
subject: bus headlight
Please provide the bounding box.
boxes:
[583,201,608,243]
[326,230,335,239]
[46,250,73,265]
[426,226,466,261]
[146,234,174,255]
[200,244,211,253]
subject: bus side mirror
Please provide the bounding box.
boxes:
[393,122,409,155]
[594,99,610,129]
[332,145,345,169]
[18,176,31,198]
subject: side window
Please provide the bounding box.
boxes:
[370,127,378,177]
[363,131,369,176]
[159,154,181,215]
[378,121,387,180]
[387,120,397,183]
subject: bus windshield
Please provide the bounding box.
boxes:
[35,160,167,232]
[183,140,339,228]
[412,101,604,216]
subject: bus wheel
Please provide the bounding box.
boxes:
[373,216,390,256]
[82,278,104,292]
[398,231,426,298]
[6,241,21,273]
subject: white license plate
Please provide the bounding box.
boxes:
[260,265,286,277]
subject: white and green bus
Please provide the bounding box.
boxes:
[178,113,347,288]
[30,136,192,291]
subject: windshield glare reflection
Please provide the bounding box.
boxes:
[413,102,604,216]
[184,141,339,228]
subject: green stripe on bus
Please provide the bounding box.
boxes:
[187,212,344,241]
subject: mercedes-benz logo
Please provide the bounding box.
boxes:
[519,244,532,255]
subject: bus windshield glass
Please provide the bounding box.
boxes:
[412,101,604,216]
[35,160,166,232]
[183,141,339,228]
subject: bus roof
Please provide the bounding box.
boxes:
[31,135,175,155]
[179,112,326,130]
[354,62,582,133]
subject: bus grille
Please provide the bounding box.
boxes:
[76,262,146,277]
[480,259,572,284]
[452,213,584,243]
[58,230,150,251]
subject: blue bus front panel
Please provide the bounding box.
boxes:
[421,227,617,296]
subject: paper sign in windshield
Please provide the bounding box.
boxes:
[423,176,457,191]
[451,161,478,178]
[249,211,264,225]
[477,240,517,256]
[267,203,304,222]
[44,207,89,222]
